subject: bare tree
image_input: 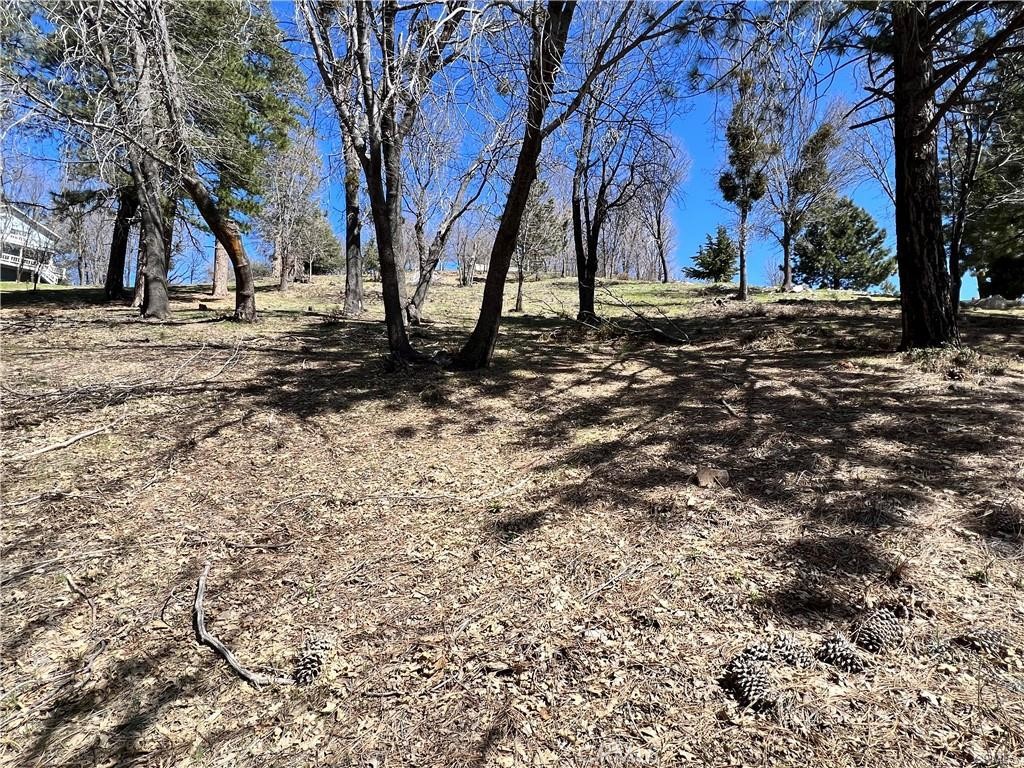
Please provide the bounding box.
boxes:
[402,107,511,324]
[301,0,483,360]
[7,0,293,321]
[456,1,683,365]
[637,143,686,283]
[763,96,858,292]
[252,129,325,293]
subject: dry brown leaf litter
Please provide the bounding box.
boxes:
[1,277,1023,767]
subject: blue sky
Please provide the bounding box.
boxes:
[6,2,979,300]
[663,87,907,291]
[281,3,978,299]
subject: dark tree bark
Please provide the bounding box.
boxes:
[278,240,293,291]
[133,237,146,308]
[342,134,363,316]
[514,264,525,312]
[136,177,171,319]
[104,186,139,301]
[453,2,575,369]
[780,222,793,292]
[572,186,600,324]
[891,3,959,347]
[212,238,230,298]
[406,239,447,324]
[736,209,749,300]
[183,175,257,321]
[656,216,669,283]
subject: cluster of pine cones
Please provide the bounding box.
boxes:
[720,634,812,711]
[721,598,915,709]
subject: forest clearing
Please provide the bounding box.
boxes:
[2,277,1022,768]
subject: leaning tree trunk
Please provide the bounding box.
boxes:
[104,186,139,301]
[212,238,230,298]
[891,2,959,348]
[453,1,575,369]
[183,176,257,321]
[406,241,446,325]
[736,209,749,300]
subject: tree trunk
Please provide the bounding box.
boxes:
[183,175,257,321]
[212,238,230,297]
[780,222,793,292]
[515,265,525,312]
[572,165,601,324]
[272,232,282,279]
[279,243,292,291]
[453,2,575,369]
[891,2,959,348]
[137,183,171,320]
[343,134,363,317]
[736,210,749,300]
[104,186,138,301]
[407,239,447,324]
[133,237,146,308]
[362,163,416,357]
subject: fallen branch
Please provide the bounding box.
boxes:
[7,419,119,462]
[193,562,292,687]
[596,285,689,345]
[582,562,657,601]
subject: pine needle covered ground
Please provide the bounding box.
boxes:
[2,276,1023,767]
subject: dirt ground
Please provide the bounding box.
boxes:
[2,275,1023,768]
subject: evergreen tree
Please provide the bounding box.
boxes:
[954,57,1024,300]
[793,197,895,290]
[685,226,738,283]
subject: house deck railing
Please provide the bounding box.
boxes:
[0,252,62,285]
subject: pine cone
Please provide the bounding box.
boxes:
[816,633,865,673]
[722,654,775,710]
[293,635,333,685]
[852,606,905,653]
[954,627,1015,659]
[770,634,813,670]
[735,642,774,663]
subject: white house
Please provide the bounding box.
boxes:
[0,203,65,285]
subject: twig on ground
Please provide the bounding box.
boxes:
[64,571,97,634]
[719,397,741,418]
[224,538,295,551]
[0,549,124,587]
[6,418,121,462]
[0,638,107,716]
[582,562,657,601]
[268,492,324,515]
[193,562,292,687]
[366,472,537,506]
